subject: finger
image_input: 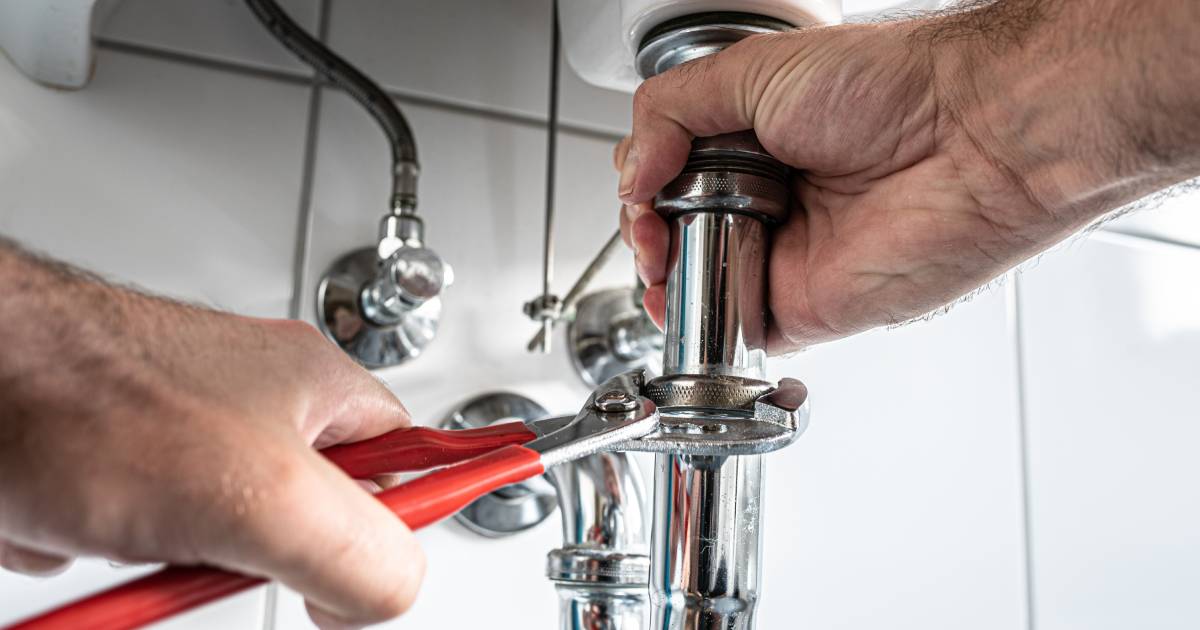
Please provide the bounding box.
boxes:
[619,205,632,247]
[642,283,667,330]
[354,479,383,494]
[370,473,408,491]
[312,368,412,449]
[613,136,632,170]
[620,36,771,203]
[306,601,365,630]
[0,539,73,576]
[622,201,654,250]
[228,446,426,627]
[630,211,670,286]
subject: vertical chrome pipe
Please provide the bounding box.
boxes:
[651,212,769,629]
[635,13,795,630]
[652,453,764,629]
[662,213,768,378]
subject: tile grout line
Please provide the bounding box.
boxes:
[270,2,333,627]
[286,83,324,323]
[1008,273,1037,630]
[1098,227,1200,253]
[93,37,627,143]
[95,37,312,85]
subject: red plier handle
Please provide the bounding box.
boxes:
[7,422,545,630]
[321,420,537,478]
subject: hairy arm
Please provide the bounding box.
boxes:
[0,241,424,629]
[926,0,1200,228]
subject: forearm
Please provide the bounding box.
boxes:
[926,0,1200,225]
[0,241,207,409]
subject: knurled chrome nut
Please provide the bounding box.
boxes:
[594,389,638,413]
[546,548,650,585]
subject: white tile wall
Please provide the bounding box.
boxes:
[761,287,1027,630]
[325,0,632,134]
[1018,233,1200,630]
[1109,185,1200,248]
[2,2,1198,630]
[100,0,321,76]
[0,49,310,317]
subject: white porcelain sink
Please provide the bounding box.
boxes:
[0,0,121,88]
[559,0,944,92]
[0,0,940,90]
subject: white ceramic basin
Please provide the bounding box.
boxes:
[0,0,121,88]
[559,0,946,92]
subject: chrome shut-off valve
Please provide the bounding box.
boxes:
[317,213,453,369]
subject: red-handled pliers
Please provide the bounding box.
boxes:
[7,373,658,630]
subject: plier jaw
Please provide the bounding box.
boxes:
[523,369,659,469]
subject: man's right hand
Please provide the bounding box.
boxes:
[617,0,1200,351]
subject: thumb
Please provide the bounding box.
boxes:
[619,32,781,204]
[270,444,429,624]
[295,452,427,627]
[310,368,412,450]
[209,440,425,628]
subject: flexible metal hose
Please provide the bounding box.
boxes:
[245,0,419,208]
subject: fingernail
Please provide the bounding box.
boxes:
[625,201,647,223]
[617,146,638,199]
[632,250,650,286]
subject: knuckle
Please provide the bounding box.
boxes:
[631,81,657,115]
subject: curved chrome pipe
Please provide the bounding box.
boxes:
[545,450,651,629]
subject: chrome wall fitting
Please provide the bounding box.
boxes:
[316,225,452,369]
[440,392,559,537]
[567,287,663,387]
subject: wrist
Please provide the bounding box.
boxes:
[923,0,1200,227]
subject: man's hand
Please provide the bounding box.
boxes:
[0,244,424,629]
[617,0,1200,351]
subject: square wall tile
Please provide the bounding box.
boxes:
[0,49,311,317]
[327,0,632,133]
[100,0,321,76]
[1019,233,1200,630]
[759,285,1028,630]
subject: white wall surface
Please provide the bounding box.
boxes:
[0,1,1197,629]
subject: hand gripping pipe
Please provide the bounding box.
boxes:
[634,12,797,629]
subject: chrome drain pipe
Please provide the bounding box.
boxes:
[635,13,796,629]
